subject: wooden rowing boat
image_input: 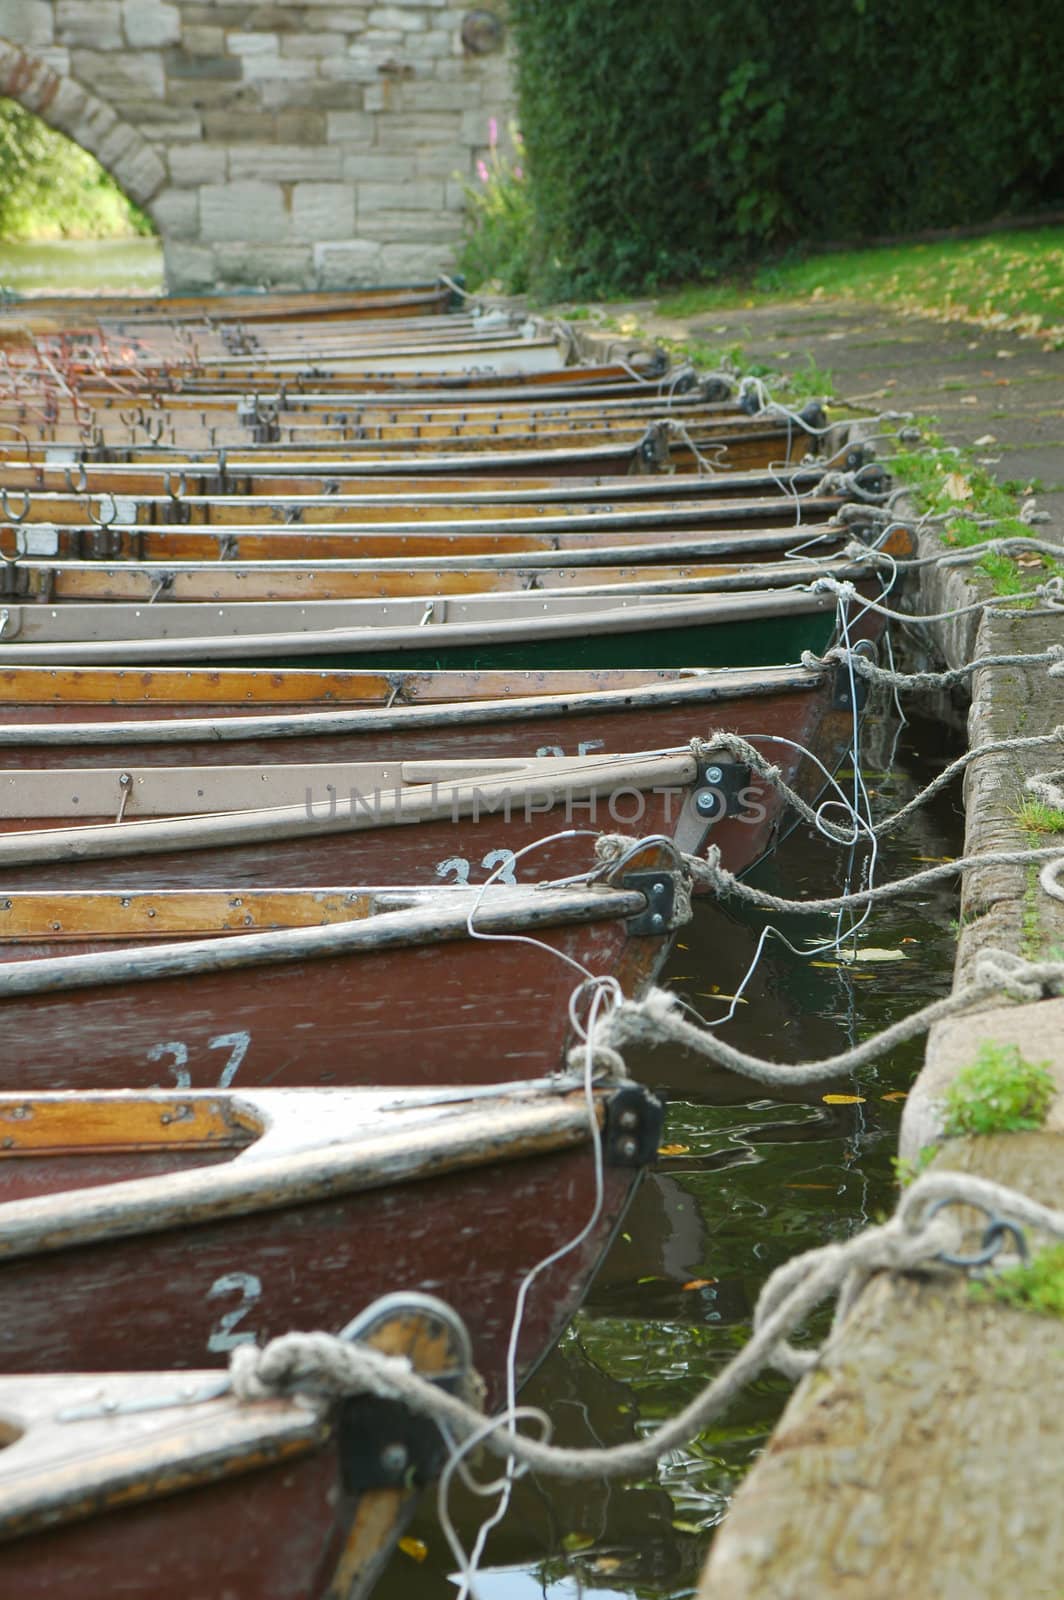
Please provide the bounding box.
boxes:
[0,282,456,325]
[0,425,810,476]
[0,1292,475,1600]
[0,458,855,502]
[0,509,851,566]
[0,1077,661,1384]
[0,661,857,887]
[0,748,720,889]
[0,551,872,604]
[0,848,687,1092]
[0,586,857,670]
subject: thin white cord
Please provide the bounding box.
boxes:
[436,977,614,1596]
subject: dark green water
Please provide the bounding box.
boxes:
[375,704,964,1598]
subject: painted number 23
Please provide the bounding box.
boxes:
[435,848,517,886]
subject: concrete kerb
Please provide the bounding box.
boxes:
[697,416,1064,1600]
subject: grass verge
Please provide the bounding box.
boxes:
[655,227,1064,349]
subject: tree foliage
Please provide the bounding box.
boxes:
[0,98,151,240]
[506,0,1064,296]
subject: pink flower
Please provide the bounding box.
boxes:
[488,116,498,148]
[477,158,489,183]
[514,165,523,180]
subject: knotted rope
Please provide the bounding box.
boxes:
[686,841,1064,922]
[228,1170,1064,1482]
[802,642,1064,694]
[568,949,1064,1088]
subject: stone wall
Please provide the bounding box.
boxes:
[0,1,513,290]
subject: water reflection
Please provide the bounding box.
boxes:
[378,710,963,1597]
[0,238,163,295]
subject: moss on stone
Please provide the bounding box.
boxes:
[942,1041,1055,1137]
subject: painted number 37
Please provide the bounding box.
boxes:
[146,1030,252,1089]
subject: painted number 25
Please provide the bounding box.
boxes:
[147,1030,252,1089]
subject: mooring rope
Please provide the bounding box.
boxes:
[684,840,1064,920]
[846,534,1064,572]
[692,724,1064,844]
[569,949,1064,1088]
[228,1168,1064,1482]
[811,573,1064,620]
[804,642,1064,694]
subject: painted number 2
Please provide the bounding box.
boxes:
[206,1271,262,1353]
[435,848,517,886]
[146,1030,251,1089]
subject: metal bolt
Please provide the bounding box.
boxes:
[379,1442,409,1477]
[619,1137,638,1159]
[649,912,665,930]
[704,765,723,784]
[652,881,666,895]
[618,1109,639,1130]
[694,789,720,817]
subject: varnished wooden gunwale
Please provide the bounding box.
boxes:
[0,512,846,566]
[0,551,869,604]
[0,282,454,325]
[38,366,672,402]
[0,462,838,500]
[0,661,820,709]
[0,398,763,436]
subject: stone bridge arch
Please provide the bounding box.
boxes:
[0,2,512,292]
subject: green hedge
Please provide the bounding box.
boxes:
[507,0,1064,295]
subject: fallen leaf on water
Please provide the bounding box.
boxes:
[658,1143,690,1157]
[822,1093,866,1105]
[672,1519,704,1535]
[881,1090,908,1102]
[682,1277,717,1291]
[785,1181,835,1190]
[845,946,908,963]
[592,1557,623,1575]
[810,960,841,969]
[563,1532,596,1554]
[900,936,919,944]
[399,1538,428,1563]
